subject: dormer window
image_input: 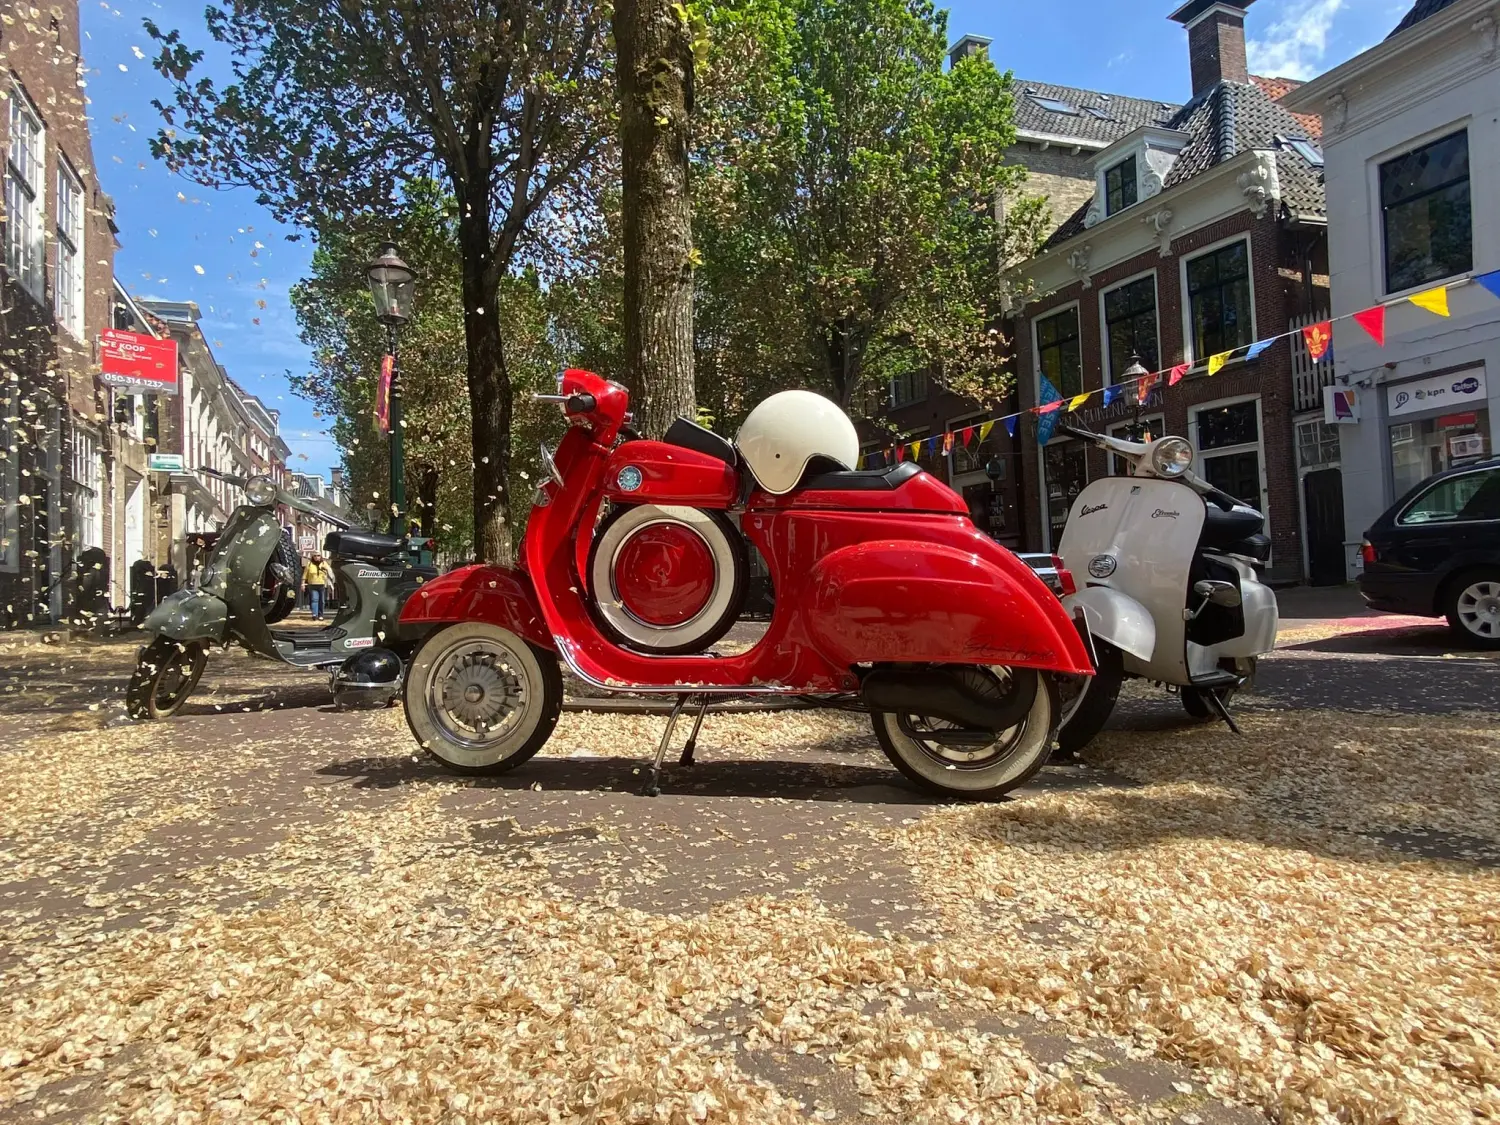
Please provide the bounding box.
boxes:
[1029,94,1079,115]
[1105,156,1138,215]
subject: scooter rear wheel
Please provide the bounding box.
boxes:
[403,622,563,775]
[126,638,208,720]
[871,668,1059,798]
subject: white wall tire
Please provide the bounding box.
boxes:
[403,622,563,774]
[871,669,1059,798]
[587,504,746,654]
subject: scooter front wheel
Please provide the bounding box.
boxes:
[126,638,208,720]
[403,622,563,775]
[871,668,1059,799]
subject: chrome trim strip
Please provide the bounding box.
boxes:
[551,636,802,695]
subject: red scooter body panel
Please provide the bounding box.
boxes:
[399,563,553,651]
[602,440,738,508]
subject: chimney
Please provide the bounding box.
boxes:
[948,34,992,68]
[1169,0,1254,97]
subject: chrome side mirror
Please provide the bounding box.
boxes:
[1192,579,1242,608]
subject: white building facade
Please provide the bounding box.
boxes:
[1284,0,1500,571]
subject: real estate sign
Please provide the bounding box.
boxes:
[100,329,180,396]
[146,453,186,473]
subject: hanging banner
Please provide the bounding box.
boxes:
[1323,386,1359,424]
[1302,321,1333,363]
[100,329,179,396]
[375,354,394,434]
[1387,368,1485,417]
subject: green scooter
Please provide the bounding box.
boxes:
[127,468,436,719]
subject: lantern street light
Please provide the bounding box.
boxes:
[1120,354,1151,442]
[365,243,416,535]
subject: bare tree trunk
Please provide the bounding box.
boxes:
[614,0,696,437]
[458,211,513,566]
[416,463,439,539]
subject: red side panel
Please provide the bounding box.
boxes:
[397,564,553,651]
[603,440,738,508]
[803,539,1095,675]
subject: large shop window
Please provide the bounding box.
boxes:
[1044,439,1089,547]
[1036,307,1082,398]
[1380,129,1471,294]
[1195,399,1262,508]
[1185,241,1253,360]
[1103,276,1159,381]
[1390,410,1491,500]
[1105,156,1137,216]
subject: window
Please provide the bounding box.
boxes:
[1044,440,1089,547]
[1103,275,1158,381]
[1195,399,1263,508]
[0,405,17,573]
[1380,129,1471,294]
[1035,306,1082,398]
[891,370,928,408]
[1105,156,1137,216]
[1028,94,1078,115]
[947,413,992,476]
[1085,106,1115,121]
[1283,137,1323,168]
[1185,240,1253,360]
[72,429,103,550]
[55,160,84,336]
[5,84,46,299]
[1296,419,1339,469]
[1398,467,1500,525]
[1390,410,1491,498]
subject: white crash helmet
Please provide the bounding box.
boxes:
[735,390,860,494]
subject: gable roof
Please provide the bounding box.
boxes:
[1249,75,1321,139]
[1009,78,1181,147]
[1389,0,1462,37]
[1039,78,1326,252]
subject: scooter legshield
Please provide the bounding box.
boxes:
[143,589,229,644]
[803,540,1095,675]
[396,563,553,651]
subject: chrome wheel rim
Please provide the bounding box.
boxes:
[427,638,530,748]
[900,667,1030,770]
[1458,581,1500,639]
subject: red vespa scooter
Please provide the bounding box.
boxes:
[398,370,1093,798]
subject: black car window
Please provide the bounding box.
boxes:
[1398,467,1500,525]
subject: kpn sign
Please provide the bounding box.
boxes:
[100,329,180,396]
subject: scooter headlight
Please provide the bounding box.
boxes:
[244,475,278,506]
[1150,437,1194,477]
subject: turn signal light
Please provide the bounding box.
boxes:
[1052,555,1077,597]
[1361,540,1377,565]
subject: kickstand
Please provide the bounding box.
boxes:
[678,697,710,766]
[642,693,692,797]
[1206,689,1242,734]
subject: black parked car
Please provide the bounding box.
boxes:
[1358,456,1500,647]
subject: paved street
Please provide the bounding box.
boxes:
[1,592,1497,1122]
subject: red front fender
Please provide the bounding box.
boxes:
[397,564,554,651]
[804,540,1094,676]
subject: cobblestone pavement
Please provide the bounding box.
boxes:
[0,596,1496,1122]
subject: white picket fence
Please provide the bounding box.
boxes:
[1289,309,1334,413]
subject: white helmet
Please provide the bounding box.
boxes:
[735,390,860,494]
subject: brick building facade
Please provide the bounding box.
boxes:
[1,0,119,625]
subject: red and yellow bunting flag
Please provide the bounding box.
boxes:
[1353,305,1386,346]
[1168,362,1190,386]
[942,432,954,455]
[1409,285,1450,317]
[1302,320,1333,362]
[961,425,974,447]
[1068,392,1090,412]
[1137,372,1160,404]
[979,420,995,442]
[1207,351,1231,376]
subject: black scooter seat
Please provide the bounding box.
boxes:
[800,461,922,491]
[325,529,403,562]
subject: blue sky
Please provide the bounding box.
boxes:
[80,0,1416,477]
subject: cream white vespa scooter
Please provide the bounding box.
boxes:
[1053,423,1278,752]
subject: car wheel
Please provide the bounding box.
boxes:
[1445,569,1500,649]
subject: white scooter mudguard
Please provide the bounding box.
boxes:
[1063,586,1156,663]
[1057,477,1206,684]
[1211,556,1279,658]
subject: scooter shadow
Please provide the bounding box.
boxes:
[316,752,1132,805]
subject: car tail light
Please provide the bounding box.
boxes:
[1361,539,1377,565]
[1052,555,1077,597]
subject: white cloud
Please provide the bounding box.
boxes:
[1247,0,1345,80]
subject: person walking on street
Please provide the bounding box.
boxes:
[302,553,333,621]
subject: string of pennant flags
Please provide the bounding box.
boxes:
[863,269,1500,467]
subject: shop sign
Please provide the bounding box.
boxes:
[147,453,185,472]
[1387,368,1486,417]
[1324,386,1360,424]
[1437,412,1478,429]
[300,535,316,553]
[101,329,180,396]
[1450,433,1487,459]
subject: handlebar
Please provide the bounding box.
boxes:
[534,392,597,414]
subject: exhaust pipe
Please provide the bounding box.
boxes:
[861,666,1038,734]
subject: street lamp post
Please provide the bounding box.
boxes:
[365,243,417,536]
[1120,354,1151,441]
